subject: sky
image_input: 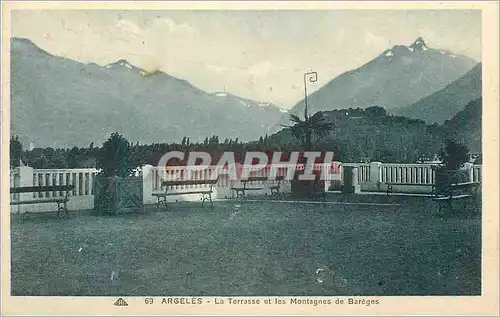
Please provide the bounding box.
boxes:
[11,9,481,108]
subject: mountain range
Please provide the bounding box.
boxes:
[11,36,481,150]
[442,97,482,153]
[394,63,481,124]
[276,37,479,129]
[10,37,285,148]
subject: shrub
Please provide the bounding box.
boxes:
[96,133,134,177]
[438,139,470,170]
[10,136,22,169]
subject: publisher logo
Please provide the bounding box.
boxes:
[114,298,128,307]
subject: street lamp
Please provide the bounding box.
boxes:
[280,71,319,131]
[303,71,317,121]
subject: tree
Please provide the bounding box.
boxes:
[51,149,67,168]
[67,147,80,168]
[10,136,22,168]
[289,112,334,150]
[439,139,470,170]
[97,133,133,177]
[42,147,55,167]
[365,106,387,118]
[285,111,334,198]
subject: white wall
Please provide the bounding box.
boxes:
[9,167,97,213]
[9,163,481,213]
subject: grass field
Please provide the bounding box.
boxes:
[10,195,481,296]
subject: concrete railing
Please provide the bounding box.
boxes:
[379,163,436,184]
[353,162,481,193]
[340,163,371,183]
[9,167,98,213]
[144,163,343,203]
[471,165,481,182]
[32,168,98,198]
[9,162,481,213]
[326,162,482,193]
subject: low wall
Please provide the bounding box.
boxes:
[9,162,481,213]
[9,167,97,213]
[142,165,298,203]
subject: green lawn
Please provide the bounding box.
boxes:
[10,195,481,296]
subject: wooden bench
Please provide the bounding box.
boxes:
[383,182,435,196]
[9,185,75,217]
[231,176,284,199]
[432,181,480,212]
[152,178,218,212]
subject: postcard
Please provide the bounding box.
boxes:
[1,1,498,316]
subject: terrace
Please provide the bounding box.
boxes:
[9,162,482,296]
[10,192,481,296]
[8,162,483,213]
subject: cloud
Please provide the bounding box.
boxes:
[116,18,143,38]
[151,17,198,37]
[364,32,390,48]
[247,61,273,77]
[206,65,230,73]
[113,16,198,46]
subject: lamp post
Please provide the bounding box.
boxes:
[303,71,317,150]
[290,71,320,198]
[280,71,319,148]
[303,71,318,121]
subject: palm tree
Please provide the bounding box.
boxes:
[285,111,334,198]
[287,112,334,150]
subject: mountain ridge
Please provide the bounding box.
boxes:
[442,97,482,153]
[275,37,478,131]
[10,37,284,148]
[393,63,482,124]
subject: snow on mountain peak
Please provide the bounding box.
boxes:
[381,37,435,60]
[409,37,428,51]
[240,100,251,108]
[412,36,425,45]
[121,62,132,69]
[106,59,137,70]
[384,50,394,57]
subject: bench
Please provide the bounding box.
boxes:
[432,181,480,212]
[152,178,218,212]
[9,185,75,217]
[383,182,435,196]
[231,176,284,199]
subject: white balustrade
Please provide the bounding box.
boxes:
[31,168,98,198]
[379,163,437,185]
[10,163,482,213]
[472,165,481,182]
